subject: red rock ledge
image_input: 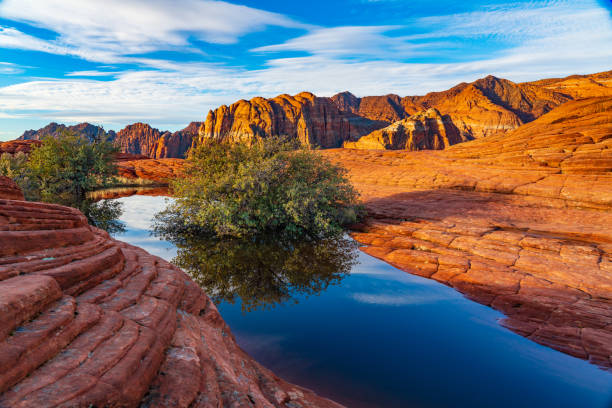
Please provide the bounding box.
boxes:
[0,181,342,407]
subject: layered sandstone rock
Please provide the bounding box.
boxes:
[330,92,412,123]
[200,92,386,148]
[344,108,470,150]
[0,140,41,155]
[115,123,166,158]
[0,184,342,407]
[0,177,23,200]
[323,97,612,370]
[117,158,185,183]
[153,122,202,159]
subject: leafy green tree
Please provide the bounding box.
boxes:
[0,152,36,197]
[26,131,119,203]
[154,137,362,239]
[1,132,125,233]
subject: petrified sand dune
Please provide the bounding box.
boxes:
[322,96,612,370]
[0,140,41,155]
[117,158,185,183]
[344,108,471,150]
[0,180,342,407]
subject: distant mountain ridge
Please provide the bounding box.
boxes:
[17,70,612,157]
[19,122,203,159]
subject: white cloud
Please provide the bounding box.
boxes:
[253,26,420,58]
[351,292,447,306]
[0,0,306,63]
[412,0,600,42]
[65,71,121,77]
[0,61,23,74]
[0,26,68,54]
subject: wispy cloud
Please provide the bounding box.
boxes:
[0,0,306,64]
[65,71,121,77]
[0,61,23,74]
[253,26,420,59]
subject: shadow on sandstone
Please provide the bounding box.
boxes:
[353,189,612,371]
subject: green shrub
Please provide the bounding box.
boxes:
[1,132,125,233]
[154,137,362,239]
[26,131,119,203]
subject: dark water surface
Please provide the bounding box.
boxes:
[113,195,612,408]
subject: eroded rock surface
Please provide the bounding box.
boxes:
[116,158,185,183]
[344,108,471,150]
[0,177,23,201]
[0,140,41,155]
[0,186,342,407]
[323,97,612,370]
[200,92,386,148]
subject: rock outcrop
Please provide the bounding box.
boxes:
[325,96,612,370]
[115,122,202,159]
[115,123,166,158]
[0,140,41,155]
[153,122,202,159]
[330,92,414,123]
[344,108,470,150]
[201,70,612,151]
[0,176,23,200]
[0,181,342,407]
[117,158,185,183]
[200,92,386,148]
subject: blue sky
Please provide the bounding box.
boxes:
[0,0,611,140]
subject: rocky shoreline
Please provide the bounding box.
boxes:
[0,176,342,407]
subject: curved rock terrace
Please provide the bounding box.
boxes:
[0,179,341,407]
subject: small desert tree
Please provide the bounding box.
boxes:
[26,131,119,203]
[154,137,362,240]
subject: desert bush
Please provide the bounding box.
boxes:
[154,137,362,239]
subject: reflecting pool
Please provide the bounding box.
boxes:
[112,194,612,408]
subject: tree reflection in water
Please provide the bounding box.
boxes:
[71,198,126,234]
[155,232,358,312]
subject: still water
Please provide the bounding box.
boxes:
[112,194,612,408]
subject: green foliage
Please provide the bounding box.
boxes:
[155,231,357,311]
[1,132,125,233]
[0,152,36,197]
[25,131,119,204]
[77,199,126,235]
[154,137,362,239]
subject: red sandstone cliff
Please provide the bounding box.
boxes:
[0,179,342,407]
[200,92,386,148]
[0,140,41,155]
[200,70,612,151]
[344,108,470,150]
